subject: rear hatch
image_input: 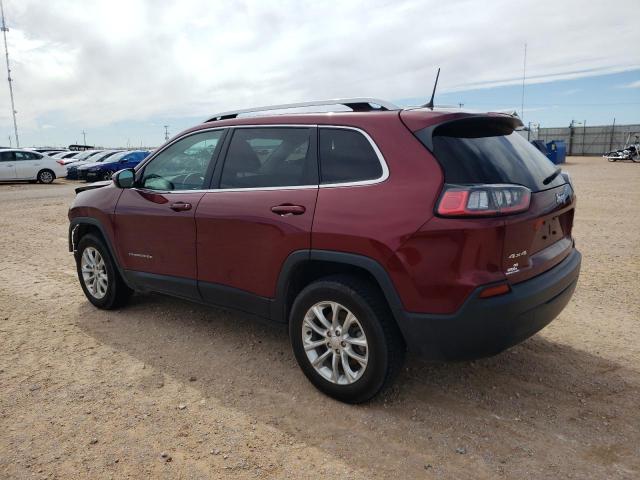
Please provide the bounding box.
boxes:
[412,114,575,284]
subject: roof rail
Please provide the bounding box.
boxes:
[204,98,400,122]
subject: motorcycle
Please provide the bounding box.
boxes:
[604,133,640,162]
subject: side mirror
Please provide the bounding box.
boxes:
[113,168,135,188]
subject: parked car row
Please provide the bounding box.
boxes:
[0,148,151,184]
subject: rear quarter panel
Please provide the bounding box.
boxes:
[312,113,444,288]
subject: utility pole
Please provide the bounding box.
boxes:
[81,130,87,145]
[609,117,616,151]
[1,0,19,147]
[569,120,575,156]
[164,125,170,141]
[520,43,527,123]
[458,102,464,109]
[582,120,586,155]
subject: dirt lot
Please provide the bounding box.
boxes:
[0,156,638,479]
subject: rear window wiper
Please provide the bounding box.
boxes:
[543,167,562,185]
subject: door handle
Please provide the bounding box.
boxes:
[170,202,192,212]
[271,204,306,216]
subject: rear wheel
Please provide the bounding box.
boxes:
[289,275,405,403]
[37,169,55,183]
[76,234,132,309]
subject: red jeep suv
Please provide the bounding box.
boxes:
[68,98,581,403]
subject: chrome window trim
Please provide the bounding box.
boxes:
[317,125,389,189]
[134,124,388,194]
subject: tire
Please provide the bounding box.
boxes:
[102,170,114,181]
[75,234,133,309]
[37,169,55,184]
[289,275,405,403]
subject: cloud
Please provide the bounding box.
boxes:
[619,80,640,88]
[0,0,639,138]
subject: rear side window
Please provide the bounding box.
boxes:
[220,128,316,189]
[319,128,382,184]
[14,151,41,160]
[418,118,564,192]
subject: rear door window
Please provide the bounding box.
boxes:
[219,127,316,189]
[418,118,565,192]
[319,128,383,184]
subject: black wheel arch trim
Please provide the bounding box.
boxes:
[272,249,407,327]
[68,217,134,289]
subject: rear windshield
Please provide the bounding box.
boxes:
[416,118,565,192]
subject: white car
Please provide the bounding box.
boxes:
[57,149,105,167]
[0,149,67,183]
[51,151,81,160]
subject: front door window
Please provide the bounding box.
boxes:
[141,130,225,191]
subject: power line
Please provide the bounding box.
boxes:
[1,0,19,147]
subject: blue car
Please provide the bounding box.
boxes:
[83,150,150,181]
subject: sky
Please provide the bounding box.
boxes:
[0,0,639,148]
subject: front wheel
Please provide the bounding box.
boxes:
[75,234,132,309]
[289,275,405,403]
[102,170,115,181]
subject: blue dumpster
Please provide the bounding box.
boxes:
[546,140,566,164]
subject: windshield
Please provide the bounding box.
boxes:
[90,150,121,163]
[75,150,102,160]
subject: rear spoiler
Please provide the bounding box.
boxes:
[414,114,523,151]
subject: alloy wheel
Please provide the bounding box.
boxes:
[39,171,53,183]
[302,301,369,385]
[81,247,109,299]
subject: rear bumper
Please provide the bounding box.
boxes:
[399,248,581,360]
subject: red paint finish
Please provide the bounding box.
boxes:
[312,114,443,263]
[388,216,506,313]
[196,188,318,297]
[68,183,123,256]
[114,188,205,278]
[69,107,578,318]
[501,185,576,284]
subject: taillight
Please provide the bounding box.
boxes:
[437,184,531,217]
[56,160,65,165]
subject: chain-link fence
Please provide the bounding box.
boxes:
[532,123,640,156]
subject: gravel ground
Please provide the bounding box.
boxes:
[0,156,638,479]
